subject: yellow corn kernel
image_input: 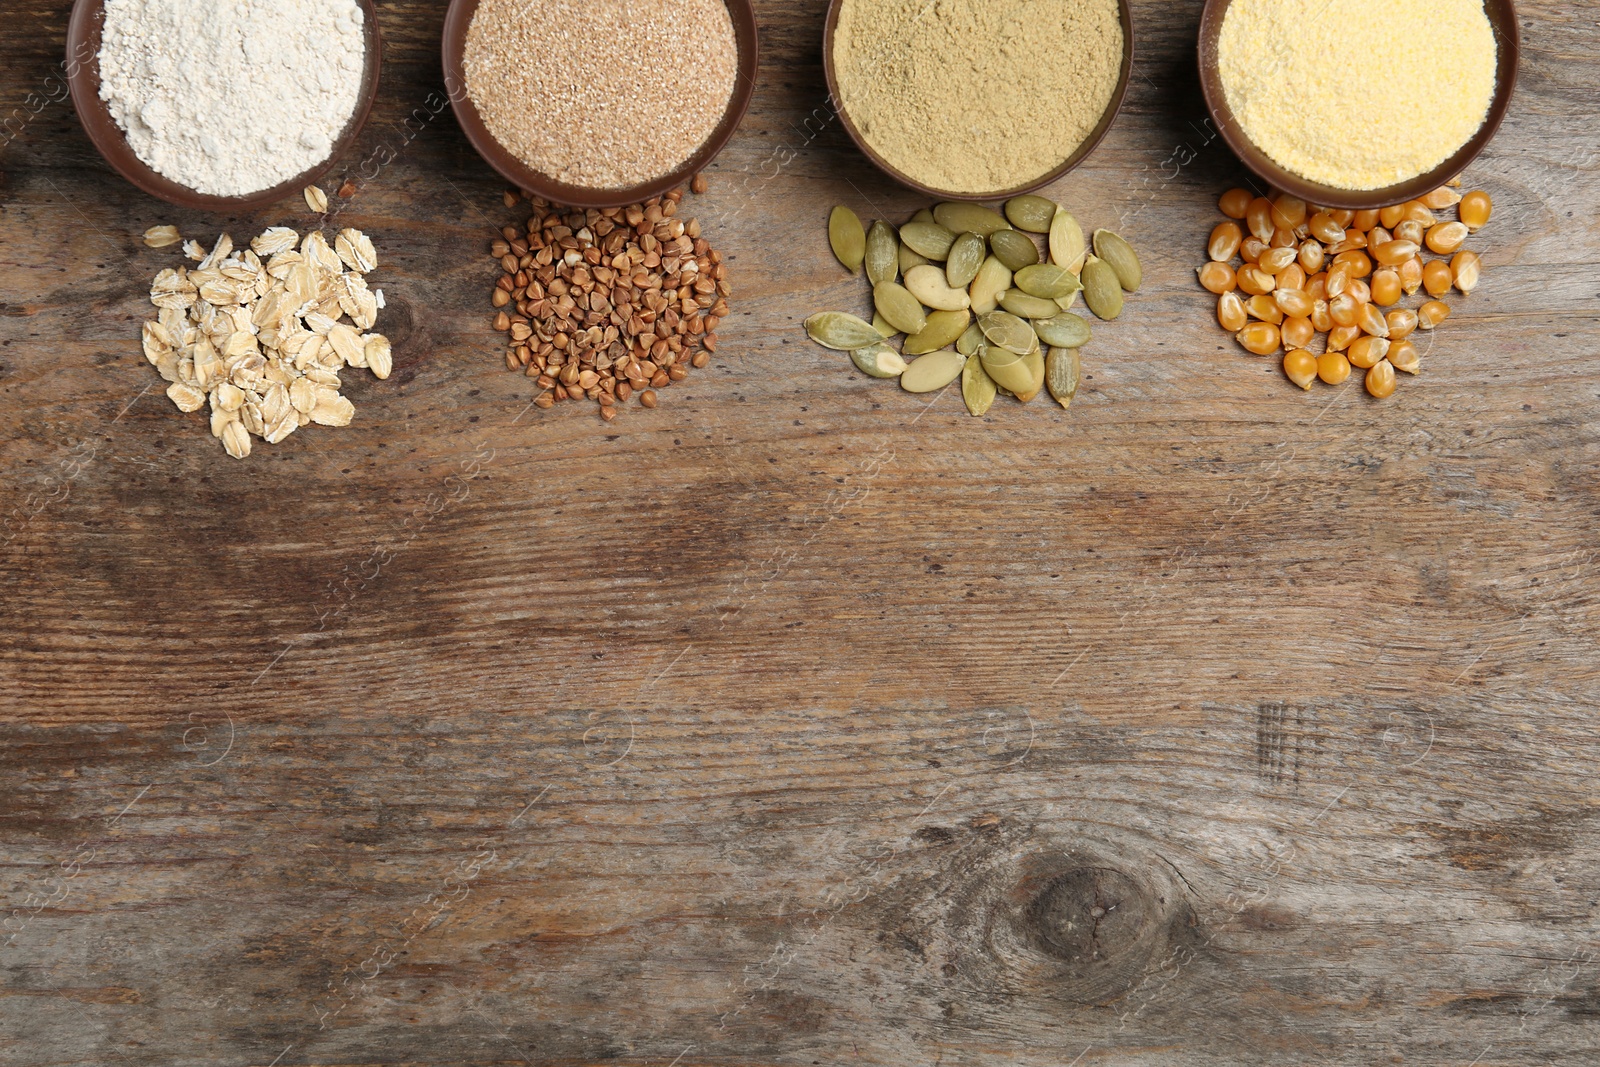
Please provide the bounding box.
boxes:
[1388,339,1421,374]
[1347,277,1371,305]
[1379,203,1407,229]
[1425,221,1468,254]
[1327,324,1361,352]
[1365,359,1397,398]
[1270,227,1298,249]
[1402,200,1436,225]
[1277,263,1306,292]
[1334,249,1373,278]
[1329,292,1359,327]
[1310,298,1332,333]
[1348,335,1391,369]
[1329,209,1355,228]
[1398,255,1424,296]
[1371,268,1402,307]
[1386,308,1418,339]
[1209,221,1243,262]
[1247,197,1276,242]
[1308,211,1345,244]
[1198,261,1237,294]
[1258,246,1298,274]
[1417,299,1452,330]
[1394,220,1425,246]
[1298,240,1325,273]
[1273,287,1313,318]
[1306,273,1328,301]
[1357,302,1390,338]
[1271,194,1308,230]
[1352,208,1381,230]
[1235,321,1281,355]
[1238,265,1276,296]
[1240,236,1268,264]
[1282,315,1315,350]
[1459,190,1492,230]
[1452,250,1482,293]
[1326,261,1351,299]
[1420,186,1462,210]
[1283,349,1318,390]
[1219,188,1252,219]
[1247,294,1284,324]
[1317,350,1352,385]
[1218,290,1248,332]
[1369,241,1420,267]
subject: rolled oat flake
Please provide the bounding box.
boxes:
[98,0,367,197]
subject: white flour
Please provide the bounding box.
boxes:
[98,0,367,197]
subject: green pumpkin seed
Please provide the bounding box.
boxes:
[1014,263,1082,300]
[904,309,971,355]
[851,343,908,379]
[900,349,966,393]
[1032,312,1091,349]
[978,310,1038,355]
[1092,228,1143,292]
[900,221,956,260]
[829,206,865,274]
[1000,289,1063,320]
[989,228,1040,271]
[981,344,1034,394]
[956,322,984,357]
[1057,291,1080,312]
[933,202,1009,237]
[874,282,928,336]
[806,311,883,351]
[1046,346,1081,408]
[1048,209,1086,272]
[945,232,985,290]
[968,256,1013,314]
[1081,255,1124,320]
[865,220,899,287]
[871,312,897,338]
[899,245,930,274]
[910,208,935,226]
[904,264,971,311]
[1014,348,1045,402]
[962,347,997,416]
[1005,194,1058,233]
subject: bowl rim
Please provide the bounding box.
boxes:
[65,0,385,212]
[440,0,760,211]
[1197,0,1520,210]
[821,0,1134,203]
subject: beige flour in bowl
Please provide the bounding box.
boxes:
[831,0,1124,196]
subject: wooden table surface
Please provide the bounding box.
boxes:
[3,1,1598,1064]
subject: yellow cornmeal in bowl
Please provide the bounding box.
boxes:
[832,0,1124,196]
[1218,0,1498,191]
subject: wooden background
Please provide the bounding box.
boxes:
[3,1,1598,1064]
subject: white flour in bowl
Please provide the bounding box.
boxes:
[98,0,368,197]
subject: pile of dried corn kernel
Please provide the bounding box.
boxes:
[1199,182,1491,398]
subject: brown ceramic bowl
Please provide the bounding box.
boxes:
[66,0,383,212]
[822,0,1134,202]
[1198,0,1519,210]
[442,0,759,210]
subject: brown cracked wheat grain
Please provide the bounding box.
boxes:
[464,0,738,189]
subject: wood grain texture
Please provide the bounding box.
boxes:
[3,1,1599,1064]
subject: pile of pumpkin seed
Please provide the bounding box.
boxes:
[806,197,1140,415]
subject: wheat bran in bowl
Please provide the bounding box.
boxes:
[462,0,739,191]
[828,0,1127,199]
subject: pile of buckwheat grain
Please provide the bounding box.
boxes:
[491,179,729,420]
